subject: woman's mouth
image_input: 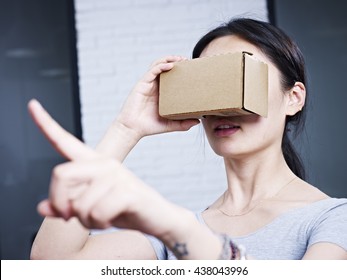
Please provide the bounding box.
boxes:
[214,124,240,137]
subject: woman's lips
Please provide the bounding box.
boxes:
[213,124,240,137]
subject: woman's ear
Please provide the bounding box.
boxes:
[286,82,306,116]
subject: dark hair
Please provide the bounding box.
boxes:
[193,18,307,180]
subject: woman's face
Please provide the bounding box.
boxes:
[200,35,288,160]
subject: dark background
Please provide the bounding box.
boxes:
[0,0,346,259]
[271,0,347,197]
[0,0,81,259]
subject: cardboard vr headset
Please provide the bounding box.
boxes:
[159,51,268,120]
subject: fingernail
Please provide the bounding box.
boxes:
[29,99,42,109]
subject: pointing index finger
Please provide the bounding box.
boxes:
[28,99,97,161]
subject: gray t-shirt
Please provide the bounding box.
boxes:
[147,198,347,260]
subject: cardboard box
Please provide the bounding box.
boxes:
[159,51,268,120]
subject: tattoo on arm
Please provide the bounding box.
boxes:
[171,242,189,258]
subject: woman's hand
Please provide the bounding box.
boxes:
[40,157,182,237]
[116,56,200,141]
[96,56,200,161]
[28,99,185,238]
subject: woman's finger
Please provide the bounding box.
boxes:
[149,55,187,68]
[48,159,120,220]
[142,56,188,84]
[164,119,200,133]
[28,99,97,161]
[87,187,130,229]
[37,199,59,217]
[141,62,175,84]
[70,175,115,227]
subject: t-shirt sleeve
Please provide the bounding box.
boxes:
[308,200,347,251]
[145,235,168,260]
[91,228,169,259]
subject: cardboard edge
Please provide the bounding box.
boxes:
[243,53,268,117]
[161,108,252,120]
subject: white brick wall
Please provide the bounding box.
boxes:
[74,0,268,211]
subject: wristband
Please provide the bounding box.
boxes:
[218,234,247,260]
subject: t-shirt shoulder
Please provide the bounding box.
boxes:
[306,198,347,250]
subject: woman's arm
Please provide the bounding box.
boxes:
[30,56,199,260]
[303,243,347,260]
[29,99,222,260]
[31,218,158,259]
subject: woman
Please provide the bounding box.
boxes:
[30,18,347,260]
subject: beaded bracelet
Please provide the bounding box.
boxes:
[219,234,247,260]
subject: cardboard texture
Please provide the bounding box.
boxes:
[159,52,268,120]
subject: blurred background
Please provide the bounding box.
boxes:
[0,0,346,259]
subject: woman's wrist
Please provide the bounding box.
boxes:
[157,206,222,259]
[96,119,142,161]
